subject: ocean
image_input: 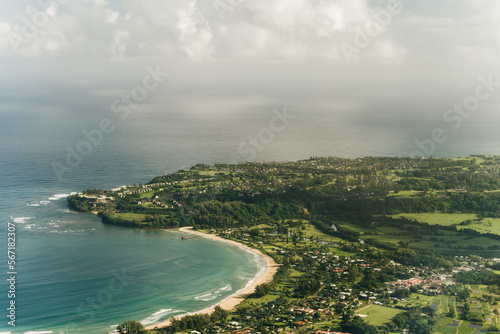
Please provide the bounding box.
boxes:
[1,106,499,333]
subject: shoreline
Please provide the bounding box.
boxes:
[145,227,279,330]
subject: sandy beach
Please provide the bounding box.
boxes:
[145,227,279,330]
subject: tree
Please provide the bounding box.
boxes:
[341,316,379,334]
[117,320,148,334]
[211,306,229,324]
[255,283,271,297]
[458,289,470,301]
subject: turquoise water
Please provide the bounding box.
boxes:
[1,107,499,333]
[3,197,262,333]
[0,110,267,333]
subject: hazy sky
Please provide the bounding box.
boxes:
[1,0,499,157]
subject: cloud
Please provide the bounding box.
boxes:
[0,0,387,61]
[0,0,498,69]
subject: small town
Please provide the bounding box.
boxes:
[69,156,500,334]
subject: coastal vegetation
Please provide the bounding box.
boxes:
[69,155,500,333]
[117,320,148,334]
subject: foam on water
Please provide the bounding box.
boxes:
[235,245,267,283]
[194,283,233,301]
[57,209,76,213]
[140,309,184,325]
[62,229,87,233]
[11,217,35,224]
[194,293,213,300]
[214,284,232,293]
[201,295,218,301]
[152,308,173,316]
[48,192,77,201]
[25,192,77,210]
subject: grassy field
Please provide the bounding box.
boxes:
[114,212,149,221]
[412,236,500,257]
[479,285,491,296]
[391,213,500,237]
[433,317,457,334]
[395,293,436,309]
[355,305,403,326]
[470,218,500,235]
[387,190,421,198]
[431,295,450,315]
[340,218,500,257]
[290,224,345,244]
[341,221,416,245]
[391,213,478,226]
[139,190,155,199]
[433,318,478,334]
[194,170,230,176]
[457,321,476,334]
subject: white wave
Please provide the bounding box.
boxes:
[140,309,183,326]
[194,290,223,301]
[213,285,232,295]
[11,217,34,224]
[195,284,232,301]
[48,193,72,201]
[57,209,76,213]
[152,308,172,316]
[40,200,51,205]
[0,331,11,334]
[217,284,232,292]
[108,325,119,333]
[27,203,40,207]
[24,224,36,229]
[24,331,53,334]
[194,293,212,300]
[198,295,218,301]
